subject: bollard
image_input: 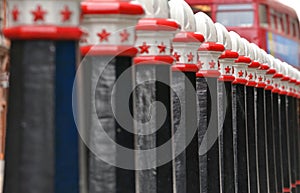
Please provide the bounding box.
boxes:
[250,43,270,193]
[3,0,82,193]
[194,11,225,193]
[241,38,260,193]
[272,58,285,193]
[134,0,179,192]
[286,63,298,193]
[215,22,238,193]
[229,31,250,193]
[79,0,144,192]
[288,66,300,193]
[168,0,204,192]
[277,59,293,193]
[264,52,278,193]
[291,68,300,193]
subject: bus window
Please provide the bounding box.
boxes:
[296,20,300,39]
[216,11,254,27]
[283,14,289,35]
[290,19,299,38]
[277,13,283,32]
[191,4,212,17]
[216,4,254,27]
[259,4,268,28]
[270,9,276,30]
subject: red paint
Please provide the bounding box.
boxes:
[209,60,216,69]
[196,70,221,78]
[273,73,284,79]
[81,1,144,15]
[248,73,254,80]
[97,29,111,42]
[81,45,138,56]
[265,85,274,90]
[12,6,20,22]
[31,5,47,22]
[198,42,225,52]
[187,52,194,62]
[238,70,244,77]
[248,61,260,68]
[139,42,151,54]
[136,18,180,31]
[61,5,73,22]
[281,76,290,81]
[235,56,252,64]
[120,29,130,43]
[172,64,199,72]
[225,66,231,74]
[173,52,181,62]
[266,68,276,75]
[173,32,205,42]
[260,64,270,70]
[233,78,247,85]
[256,82,266,88]
[134,56,174,65]
[247,81,257,87]
[157,42,166,54]
[219,75,235,82]
[4,26,82,40]
[219,50,239,59]
[198,60,204,70]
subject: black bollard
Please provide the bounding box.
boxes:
[196,41,225,193]
[171,31,204,193]
[232,55,250,193]
[218,49,239,193]
[134,11,179,193]
[3,1,82,193]
[278,70,292,193]
[272,70,285,193]
[78,1,144,193]
[245,60,260,193]
[264,58,278,193]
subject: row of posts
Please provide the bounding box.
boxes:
[2,0,300,193]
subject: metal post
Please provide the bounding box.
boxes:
[215,23,238,193]
[243,39,260,193]
[264,54,278,193]
[229,32,250,193]
[194,12,225,193]
[3,0,82,192]
[78,1,144,193]
[134,1,179,192]
[169,1,204,192]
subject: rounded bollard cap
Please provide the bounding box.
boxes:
[136,0,180,31]
[169,0,196,32]
[195,12,217,43]
[215,23,238,82]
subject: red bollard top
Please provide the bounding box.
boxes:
[264,54,277,91]
[80,0,144,56]
[4,0,83,40]
[195,12,225,78]
[272,59,284,94]
[255,49,270,89]
[215,23,239,82]
[134,0,180,66]
[229,32,251,85]
[243,43,260,87]
[280,62,291,96]
[169,0,205,72]
[286,64,297,97]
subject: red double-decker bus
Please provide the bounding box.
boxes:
[185,0,300,68]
